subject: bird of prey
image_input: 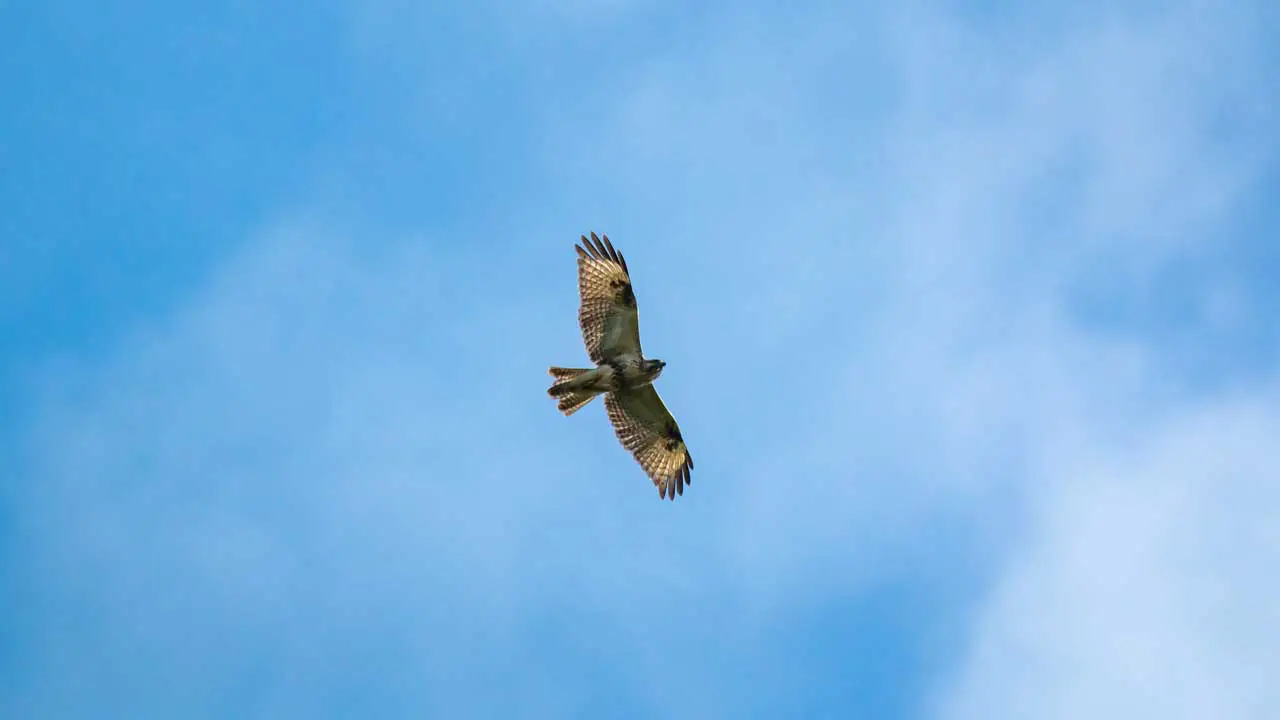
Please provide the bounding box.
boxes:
[546,232,694,500]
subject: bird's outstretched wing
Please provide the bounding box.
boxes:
[604,385,693,500]
[576,232,641,363]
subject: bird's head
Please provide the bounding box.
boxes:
[646,358,667,380]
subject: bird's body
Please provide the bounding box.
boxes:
[547,232,693,500]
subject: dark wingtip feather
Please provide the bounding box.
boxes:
[578,232,628,270]
[601,234,621,265]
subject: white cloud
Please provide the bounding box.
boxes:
[865,3,1280,718]
[938,393,1280,720]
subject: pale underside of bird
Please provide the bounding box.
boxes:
[546,232,694,500]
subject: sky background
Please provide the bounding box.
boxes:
[3,0,1279,717]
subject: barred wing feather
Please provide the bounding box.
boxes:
[576,232,641,363]
[604,386,693,500]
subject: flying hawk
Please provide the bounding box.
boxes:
[546,232,694,500]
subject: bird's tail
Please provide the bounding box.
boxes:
[547,366,601,416]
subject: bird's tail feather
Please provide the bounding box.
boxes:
[547,366,600,416]
[547,366,588,383]
[556,389,599,416]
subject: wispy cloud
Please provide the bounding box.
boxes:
[938,391,1280,719]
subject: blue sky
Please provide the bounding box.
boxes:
[3,1,1278,717]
